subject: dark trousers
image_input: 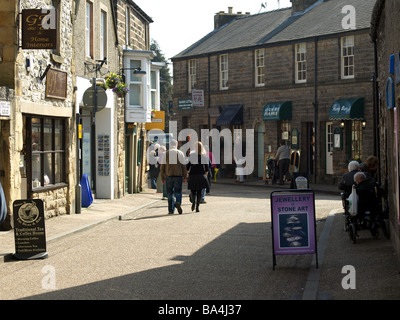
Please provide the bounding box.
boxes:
[278,158,291,183]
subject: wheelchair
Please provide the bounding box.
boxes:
[341,192,389,244]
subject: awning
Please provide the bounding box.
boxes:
[328,98,364,120]
[216,104,243,126]
[263,101,292,121]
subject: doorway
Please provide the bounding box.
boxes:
[257,123,265,178]
[326,122,334,174]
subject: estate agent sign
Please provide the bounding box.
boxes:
[270,190,317,270]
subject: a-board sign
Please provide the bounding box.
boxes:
[270,190,317,270]
[13,199,48,260]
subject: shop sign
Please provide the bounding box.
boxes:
[270,190,317,270]
[13,199,48,260]
[46,68,67,100]
[21,9,57,50]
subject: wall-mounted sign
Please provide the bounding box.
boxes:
[178,98,193,110]
[46,68,67,100]
[192,90,204,107]
[21,9,57,50]
[146,111,165,131]
[0,101,11,116]
[333,127,343,150]
[291,128,300,149]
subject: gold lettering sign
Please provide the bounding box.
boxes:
[46,68,67,99]
[21,9,57,50]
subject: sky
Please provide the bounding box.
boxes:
[134,0,292,63]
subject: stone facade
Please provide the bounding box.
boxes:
[173,32,375,183]
[370,0,400,261]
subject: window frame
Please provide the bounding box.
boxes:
[255,49,265,87]
[188,59,196,93]
[100,9,107,61]
[351,120,362,160]
[341,36,355,79]
[219,54,229,90]
[26,116,67,194]
[85,1,93,59]
[295,43,307,83]
[127,59,144,108]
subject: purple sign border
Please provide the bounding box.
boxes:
[271,191,317,258]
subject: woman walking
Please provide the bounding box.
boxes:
[187,141,210,212]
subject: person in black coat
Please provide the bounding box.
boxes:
[187,141,210,212]
[338,160,360,199]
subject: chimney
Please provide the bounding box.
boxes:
[214,7,250,29]
[290,0,319,13]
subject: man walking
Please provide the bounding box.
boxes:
[161,139,187,214]
[275,140,291,185]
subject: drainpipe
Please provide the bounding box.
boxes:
[208,54,211,129]
[373,39,381,184]
[313,36,319,183]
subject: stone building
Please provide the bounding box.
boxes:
[171,0,377,184]
[370,0,400,260]
[0,0,75,229]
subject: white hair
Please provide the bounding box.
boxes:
[348,161,360,172]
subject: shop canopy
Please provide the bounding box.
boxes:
[328,98,364,120]
[263,101,292,121]
[216,104,243,126]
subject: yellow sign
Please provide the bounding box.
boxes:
[78,124,82,139]
[146,111,165,131]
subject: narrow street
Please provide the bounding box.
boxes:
[0,184,341,300]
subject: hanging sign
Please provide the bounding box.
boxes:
[46,68,67,99]
[270,190,317,270]
[13,199,48,260]
[21,9,57,50]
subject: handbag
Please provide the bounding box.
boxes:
[348,186,358,217]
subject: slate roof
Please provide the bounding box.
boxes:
[172,0,377,60]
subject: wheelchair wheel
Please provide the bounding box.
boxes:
[349,222,357,243]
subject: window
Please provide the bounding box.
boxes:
[295,43,307,83]
[85,1,93,58]
[220,54,228,90]
[100,10,107,60]
[351,120,362,160]
[341,36,354,79]
[27,116,66,190]
[128,60,142,107]
[255,49,265,87]
[188,59,196,92]
[151,70,157,109]
[125,7,130,47]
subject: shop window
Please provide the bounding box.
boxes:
[351,120,362,160]
[25,116,66,191]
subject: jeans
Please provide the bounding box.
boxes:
[165,176,183,213]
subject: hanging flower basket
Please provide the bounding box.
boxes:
[104,72,122,89]
[112,82,129,97]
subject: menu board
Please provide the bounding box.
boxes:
[97,134,110,176]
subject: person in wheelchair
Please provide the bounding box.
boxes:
[338,161,361,199]
[354,172,383,232]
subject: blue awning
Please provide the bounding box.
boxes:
[216,104,243,126]
[263,101,292,121]
[329,98,364,120]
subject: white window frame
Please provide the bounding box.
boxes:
[341,36,355,79]
[85,1,93,59]
[100,9,107,61]
[295,43,307,83]
[255,49,265,87]
[188,59,196,92]
[220,54,228,90]
[127,59,144,108]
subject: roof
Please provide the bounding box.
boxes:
[172,0,377,59]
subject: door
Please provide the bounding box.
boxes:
[326,122,334,174]
[257,123,265,177]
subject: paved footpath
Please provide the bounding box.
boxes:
[0,180,399,300]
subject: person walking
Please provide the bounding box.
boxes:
[275,140,291,185]
[156,145,167,199]
[160,139,187,214]
[187,141,210,212]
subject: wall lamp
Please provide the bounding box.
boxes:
[340,121,345,128]
[362,121,366,129]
